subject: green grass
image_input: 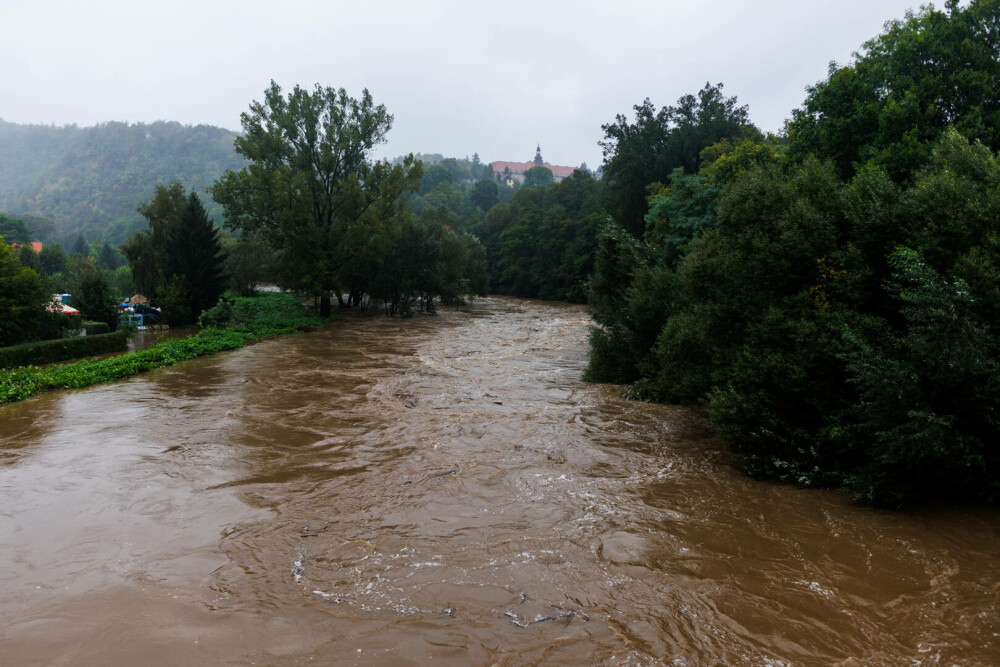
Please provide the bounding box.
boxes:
[0,292,322,405]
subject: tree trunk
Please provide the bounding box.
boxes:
[320,294,331,318]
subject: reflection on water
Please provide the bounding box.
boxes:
[1,297,998,666]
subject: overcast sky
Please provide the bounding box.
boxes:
[1,0,931,169]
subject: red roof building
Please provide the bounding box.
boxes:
[491,146,577,186]
[9,241,43,253]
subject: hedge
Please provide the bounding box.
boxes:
[83,321,111,335]
[0,331,128,369]
[0,293,324,404]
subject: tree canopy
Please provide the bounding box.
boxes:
[599,83,755,236]
[212,81,423,316]
[787,0,1000,181]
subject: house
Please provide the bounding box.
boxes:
[490,146,577,186]
[10,241,43,253]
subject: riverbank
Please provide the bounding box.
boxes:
[0,293,322,406]
[2,296,996,665]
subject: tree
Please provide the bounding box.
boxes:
[72,266,119,332]
[0,240,53,346]
[523,166,554,188]
[112,266,134,299]
[122,182,187,298]
[97,242,123,270]
[39,242,68,276]
[469,178,499,211]
[599,84,753,237]
[17,245,41,273]
[787,0,1000,181]
[212,81,422,316]
[71,234,89,257]
[224,235,273,296]
[0,214,32,244]
[124,185,226,324]
[164,192,226,325]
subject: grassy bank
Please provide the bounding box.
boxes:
[0,293,322,405]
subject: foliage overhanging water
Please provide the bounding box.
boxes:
[1,297,997,665]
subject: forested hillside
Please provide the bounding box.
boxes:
[0,120,244,245]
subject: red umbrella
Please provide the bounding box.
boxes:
[47,302,81,316]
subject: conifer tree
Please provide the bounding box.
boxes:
[164,192,225,325]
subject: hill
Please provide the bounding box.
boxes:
[0,119,245,245]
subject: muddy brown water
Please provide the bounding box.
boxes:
[1,297,997,666]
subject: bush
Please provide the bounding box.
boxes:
[199,298,235,328]
[0,292,322,404]
[0,331,127,369]
[83,321,110,335]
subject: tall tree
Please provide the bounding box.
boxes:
[71,234,89,257]
[600,84,754,236]
[211,81,421,316]
[0,242,53,346]
[73,266,119,332]
[97,242,123,270]
[0,214,32,244]
[224,234,274,297]
[787,0,1000,181]
[468,178,499,211]
[163,192,225,324]
[523,166,554,188]
[122,182,188,298]
[38,242,68,276]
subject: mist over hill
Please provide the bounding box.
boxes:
[0,119,245,245]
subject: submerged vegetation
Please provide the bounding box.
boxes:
[1,2,997,508]
[0,293,320,405]
[585,1,1000,506]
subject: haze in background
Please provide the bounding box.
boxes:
[2,0,930,168]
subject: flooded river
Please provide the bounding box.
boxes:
[1,297,998,665]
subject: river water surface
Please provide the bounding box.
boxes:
[1,297,998,666]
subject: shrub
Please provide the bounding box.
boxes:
[199,298,235,328]
[83,321,110,335]
[0,331,127,369]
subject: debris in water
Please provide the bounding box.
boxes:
[553,604,591,621]
[394,392,418,408]
[504,611,527,628]
[292,555,305,582]
[503,604,591,629]
[313,590,346,603]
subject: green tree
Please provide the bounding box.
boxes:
[600,84,754,236]
[211,81,422,316]
[17,245,41,273]
[522,166,554,188]
[224,235,273,297]
[468,178,499,211]
[72,266,119,332]
[163,192,225,325]
[122,182,187,298]
[97,242,124,270]
[71,234,89,257]
[0,214,32,244]
[0,240,53,346]
[112,266,134,299]
[787,0,1000,181]
[39,243,68,276]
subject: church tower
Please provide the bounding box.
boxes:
[533,144,543,166]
